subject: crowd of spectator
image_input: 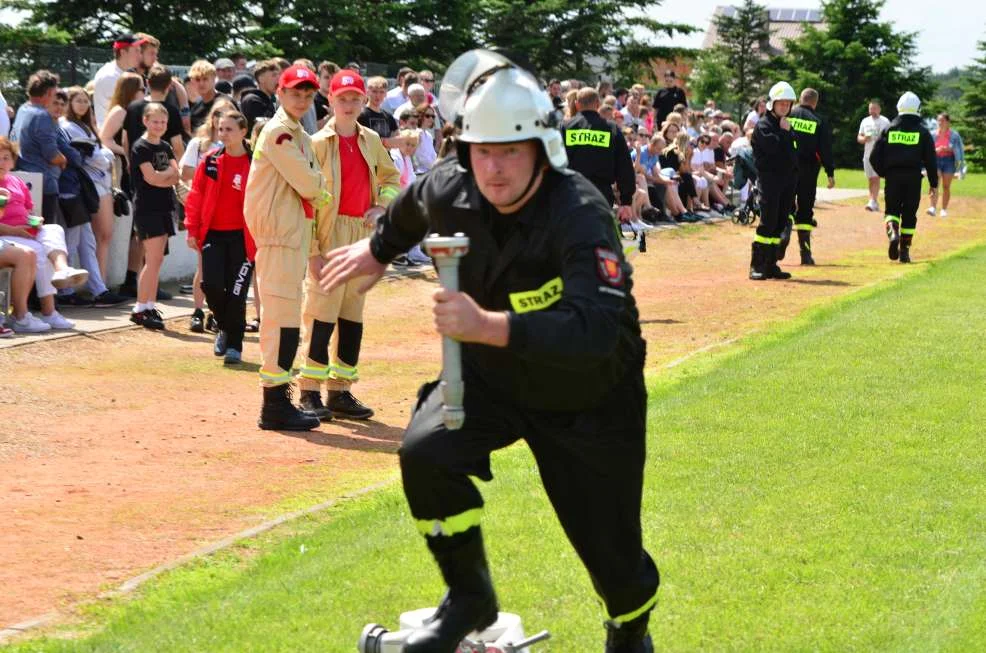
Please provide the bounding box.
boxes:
[0,36,966,339]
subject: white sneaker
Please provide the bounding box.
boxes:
[940,209,948,218]
[10,312,52,333]
[926,207,936,216]
[865,199,878,212]
[629,219,655,232]
[51,267,89,289]
[40,310,75,330]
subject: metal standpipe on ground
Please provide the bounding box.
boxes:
[358,608,551,652]
[422,233,471,430]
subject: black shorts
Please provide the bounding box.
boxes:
[134,211,176,241]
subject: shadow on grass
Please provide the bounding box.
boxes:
[641,318,683,325]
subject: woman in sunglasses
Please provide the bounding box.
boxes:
[413,103,439,171]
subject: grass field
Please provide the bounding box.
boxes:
[11,246,986,651]
[819,168,986,198]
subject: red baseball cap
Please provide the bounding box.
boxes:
[113,33,147,50]
[278,65,319,90]
[330,70,366,97]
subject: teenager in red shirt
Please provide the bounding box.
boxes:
[184,110,256,364]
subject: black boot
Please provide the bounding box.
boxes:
[777,219,793,261]
[765,245,792,280]
[605,613,654,653]
[749,242,767,281]
[900,234,912,263]
[404,529,499,653]
[886,219,900,261]
[258,385,321,431]
[327,390,374,419]
[299,389,333,422]
[798,231,815,265]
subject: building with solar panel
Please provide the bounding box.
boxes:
[703,6,824,55]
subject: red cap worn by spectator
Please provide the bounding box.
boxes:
[330,70,366,97]
[278,65,319,90]
[113,33,146,50]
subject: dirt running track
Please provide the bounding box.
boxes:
[2,196,985,631]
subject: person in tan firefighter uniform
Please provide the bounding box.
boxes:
[244,64,332,431]
[297,69,401,421]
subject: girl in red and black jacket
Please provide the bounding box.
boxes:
[184,110,256,364]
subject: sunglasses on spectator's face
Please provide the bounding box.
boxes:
[420,113,435,119]
[420,77,434,82]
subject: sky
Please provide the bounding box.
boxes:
[2,1,983,73]
[654,0,986,73]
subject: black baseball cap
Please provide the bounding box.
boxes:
[232,74,256,93]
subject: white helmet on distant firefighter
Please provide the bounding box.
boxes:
[766,81,797,111]
[439,49,567,170]
[896,91,921,115]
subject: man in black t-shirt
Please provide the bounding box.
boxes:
[313,61,338,127]
[653,70,687,129]
[124,64,184,160]
[241,59,279,133]
[358,76,401,148]
[188,60,233,132]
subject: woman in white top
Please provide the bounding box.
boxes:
[743,96,766,133]
[689,134,730,212]
[180,100,235,182]
[411,104,439,172]
[61,86,117,281]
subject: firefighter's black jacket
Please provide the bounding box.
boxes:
[370,156,645,412]
[752,110,799,186]
[869,114,939,188]
[788,104,835,177]
[560,110,636,207]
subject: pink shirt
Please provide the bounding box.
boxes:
[0,174,33,228]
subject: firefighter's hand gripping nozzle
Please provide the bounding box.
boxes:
[423,233,470,430]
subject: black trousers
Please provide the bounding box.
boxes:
[794,161,819,229]
[200,229,253,352]
[756,176,797,242]
[885,172,922,235]
[400,368,659,621]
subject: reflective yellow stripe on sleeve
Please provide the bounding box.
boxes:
[884,215,901,224]
[415,507,483,537]
[379,186,399,202]
[753,234,781,245]
[900,227,917,235]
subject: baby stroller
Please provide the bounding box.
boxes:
[728,148,760,226]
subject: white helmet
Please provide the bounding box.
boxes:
[766,81,797,111]
[441,49,567,170]
[897,91,921,115]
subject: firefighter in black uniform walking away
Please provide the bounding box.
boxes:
[750,81,798,280]
[869,91,938,264]
[783,88,835,265]
[562,87,637,224]
[320,50,659,653]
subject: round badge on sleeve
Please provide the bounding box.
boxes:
[595,247,624,286]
